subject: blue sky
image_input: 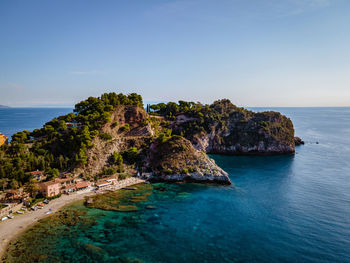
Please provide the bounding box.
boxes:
[1,0,350,107]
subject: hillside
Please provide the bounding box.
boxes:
[151,99,297,155]
[0,92,302,188]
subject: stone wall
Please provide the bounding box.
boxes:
[0,203,23,218]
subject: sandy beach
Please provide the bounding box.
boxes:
[0,177,145,259]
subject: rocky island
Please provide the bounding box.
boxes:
[0,92,301,187]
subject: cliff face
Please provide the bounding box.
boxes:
[74,105,231,184]
[146,136,231,184]
[172,100,295,155]
[75,105,152,179]
[74,99,297,184]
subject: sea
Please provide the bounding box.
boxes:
[0,107,349,263]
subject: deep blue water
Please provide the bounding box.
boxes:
[2,107,350,262]
[0,107,72,140]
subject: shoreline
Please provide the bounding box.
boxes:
[0,177,145,259]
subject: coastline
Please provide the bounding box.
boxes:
[0,177,145,259]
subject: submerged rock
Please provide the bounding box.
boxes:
[83,243,108,261]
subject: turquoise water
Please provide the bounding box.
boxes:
[1,107,350,262]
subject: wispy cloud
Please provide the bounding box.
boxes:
[70,70,106,75]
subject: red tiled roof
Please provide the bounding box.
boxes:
[75,182,90,189]
[30,170,43,175]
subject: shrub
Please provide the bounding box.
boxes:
[120,123,130,132]
[48,193,61,200]
[111,151,123,165]
[118,173,129,180]
[188,166,195,173]
[117,167,125,173]
[99,133,112,140]
[181,168,189,174]
[102,167,116,175]
[122,147,139,164]
[164,168,173,175]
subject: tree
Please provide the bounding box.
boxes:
[0,178,8,191]
[75,147,88,165]
[58,120,67,131]
[46,168,59,180]
[111,151,123,165]
[9,179,19,190]
[24,181,39,198]
[0,167,5,178]
[122,147,139,164]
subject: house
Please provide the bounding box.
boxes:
[105,176,117,185]
[95,180,112,189]
[55,177,75,187]
[95,176,117,189]
[66,121,81,128]
[0,133,8,146]
[39,181,61,197]
[1,190,29,204]
[29,170,45,181]
[61,184,76,194]
[75,181,91,191]
[39,176,93,196]
[59,172,73,178]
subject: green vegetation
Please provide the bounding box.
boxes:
[120,123,130,132]
[181,168,189,174]
[118,173,130,180]
[0,92,143,189]
[99,132,112,140]
[111,151,123,165]
[0,92,295,190]
[150,99,244,138]
[157,128,172,144]
[101,167,117,176]
[122,147,139,164]
[150,99,294,149]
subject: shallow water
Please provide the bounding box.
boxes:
[2,107,350,262]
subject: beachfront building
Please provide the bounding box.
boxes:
[75,181,91,191]
[95,176,117,189]
[39,177,92,196]
[53,177,75,194]
[0,133,8,146]
[61,184,76,194]
[95,180,112,189]
[56,177,75,187]
[29,170,45,181]
[0,190,29,204]
[39,181,61,197]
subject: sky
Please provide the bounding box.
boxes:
[1,0,350,107]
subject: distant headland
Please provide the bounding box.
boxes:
[0,105,10,108]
